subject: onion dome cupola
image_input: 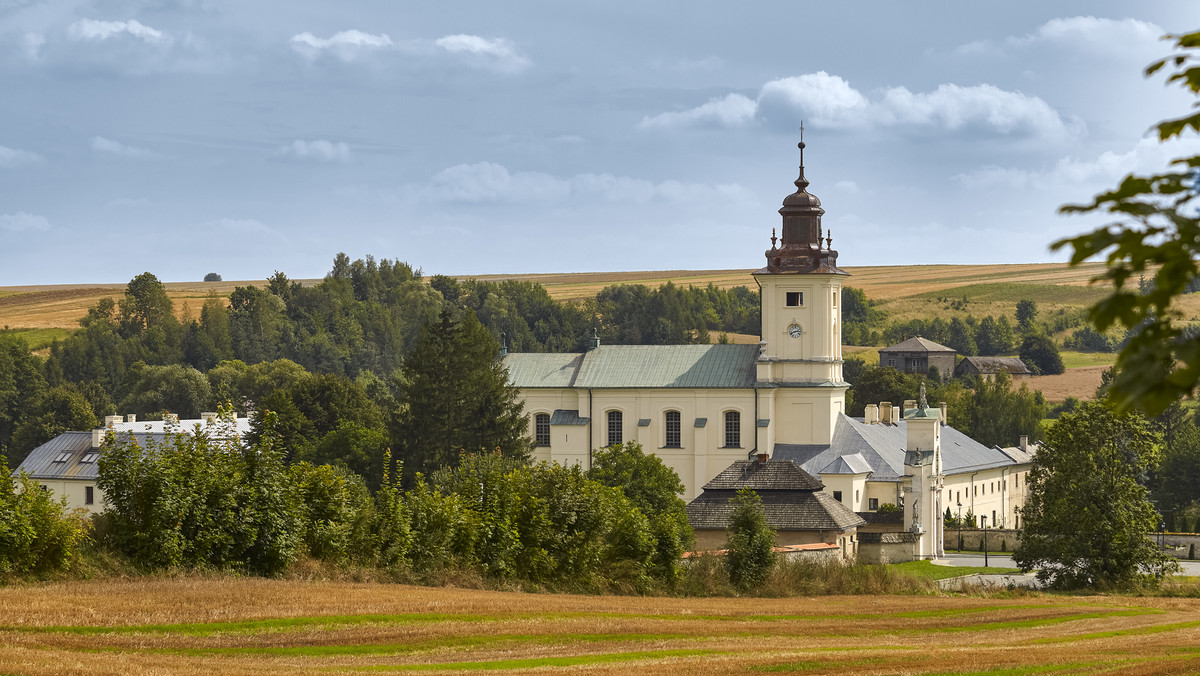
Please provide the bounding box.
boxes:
[759,133,847,276]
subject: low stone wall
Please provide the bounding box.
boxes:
[858,532,915,564]
[947,528,1020,553]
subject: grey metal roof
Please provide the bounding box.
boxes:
[501,353,584,388]
[773,413,1031,481]
[17,421,255,482]
[17,430,172,481]
[818,452,873,475]
[955,356,1031,376]
[549,409,589,426]
[688,484,864,532]
[879,336,956,353]
[503,345,759,390]
[701,459,824,492]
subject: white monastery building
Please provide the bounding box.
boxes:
[502,142,1035,559]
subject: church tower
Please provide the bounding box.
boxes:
[753,137,849,451]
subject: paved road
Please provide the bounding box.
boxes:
[931,552,1200,589]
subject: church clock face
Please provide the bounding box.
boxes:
[788,323,803,339]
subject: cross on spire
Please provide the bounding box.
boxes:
[798,121,806,168]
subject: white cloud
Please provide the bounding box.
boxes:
[757,73,870,128]
[833,180,860,194]
[277,139,351,163]
[434,34,530,73]
[638,93,757,129]
[419,161,751,205]
[957,16,1163,58]
[0,212,50,232]
[289,29,393,61]
[89,136,154,158]
[641,71,1080,139]
[876,83,1080,137]
[953,136,1200,190]
[0,144,43,167]
[67,19,171,45]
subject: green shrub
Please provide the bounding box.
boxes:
[0,463,91,577]
[725,489,776,592]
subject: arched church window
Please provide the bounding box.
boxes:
[534,413,550,447]
[664,411,681,448]
[607,411,622,447]
[723,411,740,448]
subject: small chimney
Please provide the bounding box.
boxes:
[91,428,104,449]
[164,413,179,426]
[126,414,136,423]
[756,452,769,465]
[891,406,900,425]
[879,402,892,425]
[1019,435,1028,452]
[104,415,123,428]
[201,412,218,424]
[588,328,600,350]
[864,404,879,425]
[939,402,947,423]
[903,399,916,412]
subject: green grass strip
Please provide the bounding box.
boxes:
[0,612,510,637]
[162,632,694,658]
[349,649,723,671]
[919,609,1156,634]
[750,657,885,672]
[891,560,1023,581]
[1033,619,1200,644]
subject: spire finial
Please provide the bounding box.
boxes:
[918,381,928,410]
[770,227,778,250]
[798,121,806,169]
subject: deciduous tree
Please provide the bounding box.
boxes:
[1013,401,1177,588]
[1052,30,1200,413]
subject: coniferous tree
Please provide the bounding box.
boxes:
[395,309,530,476]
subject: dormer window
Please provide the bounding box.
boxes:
[786,292,803,307]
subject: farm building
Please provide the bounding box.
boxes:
[954,355,1032,381]
[14,412,251,513]
[502,143,1035,559]
[686,455,863,560]
[878,336,957,380]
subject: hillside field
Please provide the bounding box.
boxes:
[0,262,1117,331]
[0,262,1130,401]
[1,577,1199,674]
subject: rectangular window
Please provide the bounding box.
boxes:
[81,453,98,463]
[85,486,94,505]
[724,411,740,447]
[535,413,550,447]
[1015,474,1019,488]
[869,497,879,510]
[53,452,71,463]
[607,411,622,447]
[786,291,802,307]
[956,491,960,504]
[992,510,997,525]
[665,411,681,448]
[833,490,843,502]
[832,290,838,306]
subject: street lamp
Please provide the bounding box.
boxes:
[981,515,988,567]
[957,501,963,553]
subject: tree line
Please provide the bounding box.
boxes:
[0,254,759,468]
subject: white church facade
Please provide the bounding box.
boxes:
[501,143,1034,559]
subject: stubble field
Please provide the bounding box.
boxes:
[1,577,1198,675]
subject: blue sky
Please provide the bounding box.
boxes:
[2,1,1199,284]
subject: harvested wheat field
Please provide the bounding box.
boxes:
[1,579,1199,674]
